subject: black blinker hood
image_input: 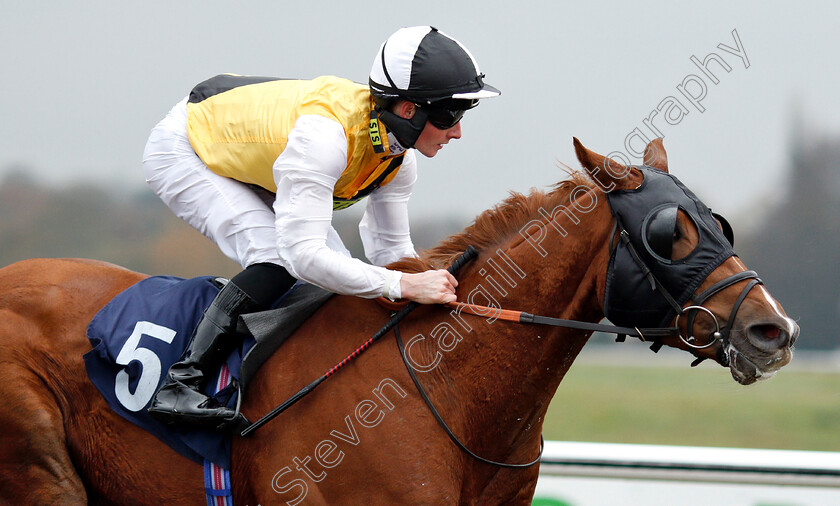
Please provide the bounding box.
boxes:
[603,166,736,328]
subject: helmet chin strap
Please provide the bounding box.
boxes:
[375,105,428,148]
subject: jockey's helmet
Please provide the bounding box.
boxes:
[369,26,500,147]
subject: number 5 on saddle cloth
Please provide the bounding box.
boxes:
[84,275,332,468]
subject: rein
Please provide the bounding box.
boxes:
[444,269,762,351]
[393,323,544,469]
[440,272,762,367]
[444,301,679,343]
[380,241,762,469]
[384,267,757,470]
[440,273,762,367]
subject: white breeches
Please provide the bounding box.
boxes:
[141,98,349,269]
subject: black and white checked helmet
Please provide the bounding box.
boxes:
[369,26,500,105]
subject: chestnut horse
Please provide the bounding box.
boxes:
[0,139,797,505]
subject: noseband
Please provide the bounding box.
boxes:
[679,270,763,356]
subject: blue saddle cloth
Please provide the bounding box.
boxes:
[84,276,253,468]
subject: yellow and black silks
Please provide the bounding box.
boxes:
[186,74,404,210]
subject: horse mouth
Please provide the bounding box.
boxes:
[726,319,798,385]
[726,346,793,385]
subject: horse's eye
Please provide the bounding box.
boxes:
[643,205,678,260]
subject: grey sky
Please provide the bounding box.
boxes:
[1,1,837,225]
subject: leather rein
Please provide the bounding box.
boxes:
[386,245,762,469]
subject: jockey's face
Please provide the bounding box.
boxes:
[413,119,462,158]
[394,100,462,158]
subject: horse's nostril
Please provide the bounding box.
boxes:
[747,323,790,350]
[756,324,780,340]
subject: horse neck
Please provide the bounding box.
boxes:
[420,185,612,468]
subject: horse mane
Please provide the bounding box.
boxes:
[389,170,594,273]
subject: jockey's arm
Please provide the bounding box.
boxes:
[360,154,458,304]
[358,150,418,266]
[272,115,456,304]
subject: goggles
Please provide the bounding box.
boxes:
[420,98,478,129]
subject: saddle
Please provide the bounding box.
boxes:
[84,275,333,468]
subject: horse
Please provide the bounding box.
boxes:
[0,138,798,505]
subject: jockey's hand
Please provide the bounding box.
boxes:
[400,269,458,304]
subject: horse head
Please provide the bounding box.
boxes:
[574,137,798,385]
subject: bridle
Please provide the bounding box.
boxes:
[387,242,763,470]
[390,169,768,469]
[677,269,763,362]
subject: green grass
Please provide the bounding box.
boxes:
[542,360,840,451]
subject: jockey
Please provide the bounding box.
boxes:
[142,26,500,428]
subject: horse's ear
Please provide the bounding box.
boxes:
[573,137,638,192]
[643,138,669,172]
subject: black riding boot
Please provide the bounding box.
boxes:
[148,280,258,428]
